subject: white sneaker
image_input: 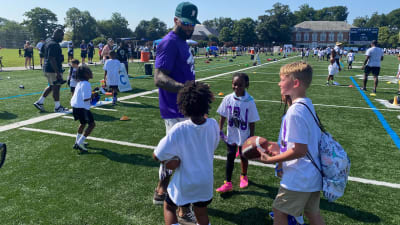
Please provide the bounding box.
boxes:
[33,102,45,112]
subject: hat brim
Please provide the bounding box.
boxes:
[336,42,343,45]
[179,17,201,25]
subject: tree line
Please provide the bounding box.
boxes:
[0,3,399,48]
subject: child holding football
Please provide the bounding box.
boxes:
[258,62,325,225]
[103,51,120,105]
[216,73,260,193]
[153,81,219,225]
[71,65,96,153]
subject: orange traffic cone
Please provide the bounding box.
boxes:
[393,96,398,106]
[120,115,130,121]
[218,92,224,96]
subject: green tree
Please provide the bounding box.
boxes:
[65,8,97,45]
[219,27,233,43]
[257,3,294,45]
[366,12,387,27]
[110,12,133,38]
[134,18,167,41]
[294,4,316,23]
[22,7,60,42]
[232,18,257,46]
[353,16,369,27]
[315,6,348,21]
[387,9,400,30]
[202,17,234,32]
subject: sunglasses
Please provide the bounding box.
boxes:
[179,19,196,27]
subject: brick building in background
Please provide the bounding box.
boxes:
[292,21,356,48]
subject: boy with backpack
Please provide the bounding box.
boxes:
[258,61,325,225]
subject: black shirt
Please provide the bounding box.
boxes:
[43,39,63,73]
[116,47,128,62]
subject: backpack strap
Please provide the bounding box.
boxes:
[295,102,326,133]
[295,101,324,175]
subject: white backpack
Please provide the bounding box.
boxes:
[297,102,351,202]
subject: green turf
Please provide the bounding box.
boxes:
[0,53,399,224]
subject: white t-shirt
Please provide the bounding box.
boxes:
[278,98,322,192]
[217,92,260,146]
[71,81,92,110]
[334,46,340,59]
[103,59,120,86]
[68,67,78,88]
[347,53,355,62]
[365,47,383,67]
[154,118,219,206]
[36,42,44,50]
[328,63,339,75]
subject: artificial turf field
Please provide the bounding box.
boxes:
[0,53,399,225]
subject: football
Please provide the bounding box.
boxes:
[164,156,180,170]
[242,136,269,159]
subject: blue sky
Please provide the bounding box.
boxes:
[0,0,398,30]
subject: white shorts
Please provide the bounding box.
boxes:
[159,117,188,180]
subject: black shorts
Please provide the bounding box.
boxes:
[73,108,94,124]
[70,87,75,93]
[109,85,118,90]
[39,53,44,58]
[365,66,380,76]
[348,61,353,65]
[68,51,74,57]
[88,52,94,58]
[81,51,87,58]
[165,193,212,208]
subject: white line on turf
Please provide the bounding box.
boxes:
[140,96,158,99]
[19,126,400,189]
[119,101,142,105]
[62,116,74,119]
[0,56,297,133]
[92,107,118,112]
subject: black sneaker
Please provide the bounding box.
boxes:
[153,189,166,205]
[76,143,88,153]
[55,105,69,113]
[33,102,45,112]
[178,206,197,224]
[361,87,367,91]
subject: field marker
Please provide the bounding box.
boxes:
[19,127,400,189]
[92,107,118,112]
[350,76,400,150]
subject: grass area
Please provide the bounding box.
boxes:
[0,48,102,67]
[0,53,399,224]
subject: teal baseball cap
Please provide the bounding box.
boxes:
[175,2,200,25]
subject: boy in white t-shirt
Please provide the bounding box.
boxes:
[347,50,355,70]
[103,51,120,105]
[258,62,325,225]
[67,59,79,95]
[153,81,219,225]
[71,65,96,153]
[326,58,339,86]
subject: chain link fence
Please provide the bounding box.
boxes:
[0,30,32,48]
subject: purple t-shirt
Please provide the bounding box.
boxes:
[155,31,195,119]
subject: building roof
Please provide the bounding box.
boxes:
[192,25,219,38]
[293,21,356,32]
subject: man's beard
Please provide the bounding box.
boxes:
[176,25,193,40]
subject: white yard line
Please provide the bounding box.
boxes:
[19,127,400,189]
[0,56,296,133]
[92,107,118,112]
[140,96,159,99]
[62,116,74,119]
[119,101,142,105]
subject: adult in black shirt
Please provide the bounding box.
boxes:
[33,29,68,113]
[88,41,95,64]
[116,41,129,73]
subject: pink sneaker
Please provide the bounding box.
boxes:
[240,175,248,189]
[216,181,233,193]
[235,148,240,158]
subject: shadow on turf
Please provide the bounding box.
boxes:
[85,146,159,168]
[218,180,380,223]
[209,207,269,225]
[92,112,119,122]
[0,111,17,120]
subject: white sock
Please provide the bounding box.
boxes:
[78,136,86,145]
[37,96,45,104]
[55,101,60,108]
[76,133,82,143]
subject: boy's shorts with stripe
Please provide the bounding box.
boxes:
[73,108,94,124]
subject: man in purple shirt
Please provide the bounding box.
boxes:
[153,1,199,223]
